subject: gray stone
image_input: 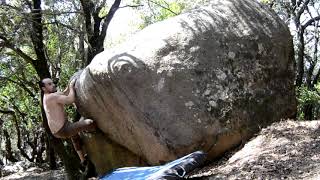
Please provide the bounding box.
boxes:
[75,0,296,173]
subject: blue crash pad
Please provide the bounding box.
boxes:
[100,151,206,180]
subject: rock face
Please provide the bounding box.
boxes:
[75,0,296,174]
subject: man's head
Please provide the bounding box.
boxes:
[39,78,57,93]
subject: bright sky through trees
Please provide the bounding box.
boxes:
[106,3,143,48]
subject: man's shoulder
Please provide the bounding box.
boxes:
[45,93,63,101]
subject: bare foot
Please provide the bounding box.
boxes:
[83,119,97,132]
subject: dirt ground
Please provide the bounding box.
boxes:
[188,119,320,180]
[2,119,320,180]
[1,168,65,180]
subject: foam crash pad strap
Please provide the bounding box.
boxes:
[100,151,206,180]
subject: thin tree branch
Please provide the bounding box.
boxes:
[0,3,24,12]
[302,15,320,29]
[297,0,303,7]
[10,108,33,162]
[99,0,107,8]
[0,35,35,64]
[79,0,94,37]
[23,0,32,10]
[0,109,14,114]
[296,0,310,19]
[11,103,27,120]
[44,21,84,34]
[0,76,36,97]
[43,21,90,47]
[148,0,178,15]
[119,4,143,9]
[100,0,121,42]
[41,10,83,16]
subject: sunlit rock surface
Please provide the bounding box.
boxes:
[75,0,296,173]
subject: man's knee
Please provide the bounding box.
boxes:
[53,129,68,139]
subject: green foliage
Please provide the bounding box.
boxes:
[155,1,184,21]
[296,84,320,120]
[133,0,141,4]
[268,0,320,120]
[260,0,271,4]
[0,58,41,133]
[98,7,109,18]
[138,0,186,29]
[297,86,320,105]
[0,0,81,162]
[137,0,208,29]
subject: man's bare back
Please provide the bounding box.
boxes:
[43,94,68,134]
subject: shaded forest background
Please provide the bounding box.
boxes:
[0,0,319,179]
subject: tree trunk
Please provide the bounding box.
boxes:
[304,103,313,120]
[0,0,88,177]
[35,131,46,163]
[3,130,18,163]
[28,0,82,178]
[80,0,121,65]
[45,132,57,169]
[303,24,319,120]
[295,29,305,87]
[40,93,81,179]
[12,114,33,162]
[51,137,81,180]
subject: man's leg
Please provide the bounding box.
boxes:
[71,135,89,173]
[58,119,96,138]
[53,119,96,171]
[71,134,86,163]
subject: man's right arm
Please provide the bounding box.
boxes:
[62,85,70,95]
[55,80,76,105]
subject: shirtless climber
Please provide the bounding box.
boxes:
[39,78,96,168]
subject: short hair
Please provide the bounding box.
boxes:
[38,78,51,89]
[38,79,45,88]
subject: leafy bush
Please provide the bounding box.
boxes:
[296,84,320,120]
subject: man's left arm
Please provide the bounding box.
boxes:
[55,80,76,105]
[62,85,70,95]
[56,84,70,95]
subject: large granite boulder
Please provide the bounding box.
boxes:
[75,0,296,174]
